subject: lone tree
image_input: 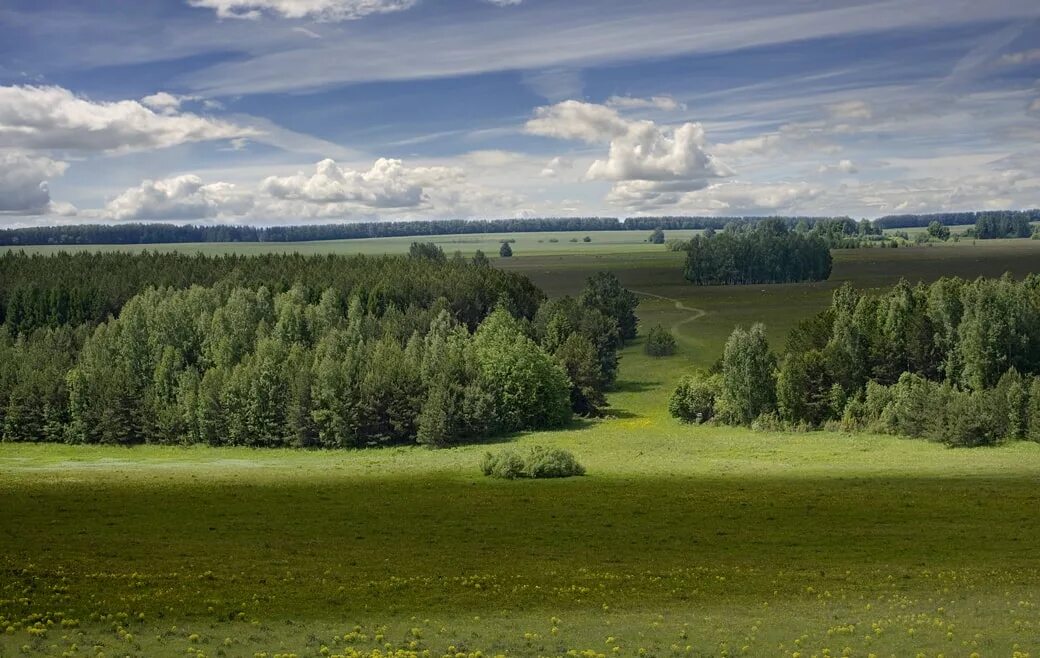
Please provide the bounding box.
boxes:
[650,227,665,244]
[499,242,513,258]
[927,220,950,241]
[644,325,676,356]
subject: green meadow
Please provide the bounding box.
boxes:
[4,237,1040,658]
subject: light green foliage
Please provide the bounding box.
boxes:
[716,323,776,425]
[668,373,719,423]
[480,445,585,479]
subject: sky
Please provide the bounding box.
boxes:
[1,0,1039,226]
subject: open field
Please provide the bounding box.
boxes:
[4,237,1040,657]
[0,230,702,258]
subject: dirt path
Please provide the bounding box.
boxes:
[630,289,707,335]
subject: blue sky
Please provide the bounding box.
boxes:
[1,0,1038,225]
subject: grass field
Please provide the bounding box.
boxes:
[0,230,702,258]
[4,237,1040,657]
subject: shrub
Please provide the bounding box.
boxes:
[480,449,526,479]
[481,445,585,479]
[523,445,586,478]
[499,242,513,257]
[669,373,719,423]
[644,325,676,357]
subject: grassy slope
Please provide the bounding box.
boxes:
[3,238,1040,657]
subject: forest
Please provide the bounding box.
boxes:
[2,210,1035,246]
[671,274,1040,445]
[0,250,638,447]
[681,219,834,285]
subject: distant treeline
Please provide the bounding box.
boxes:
[0,251,639,446]
[0,250,544,335]
[670,275,1040,446]
[4,211,1034,246]
[682,220,833,285]
[873,209,1040,231]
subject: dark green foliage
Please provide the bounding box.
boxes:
[408,242,447,262]
[579,272,639,341]
[927,221,951,241]
[668,373,719,423]
[973,212,1033,239]
[0,251,544,334]
[499,242,513,257]
[643,325,676,357]
[480,445,585,479]
[724,273,1040,444]
[682,220,832,285]
[649,227,665,244]
[0,254,587,446]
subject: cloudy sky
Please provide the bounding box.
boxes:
[1,0,1039,225]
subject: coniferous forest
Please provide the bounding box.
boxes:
[0,249,638,447]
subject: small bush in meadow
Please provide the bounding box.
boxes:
[644,325,676,357]
[669,373,720,423]
[480,449,525,479]
[481,446,585,479]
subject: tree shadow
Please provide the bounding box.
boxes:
[610,380,661,393]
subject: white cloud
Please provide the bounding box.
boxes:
[141,91,191,113]
[187,0,418,21]
[528,100,731,207]
[97,156,525,221]
[818,159,858,174]
[826,100,873,121]
[105,175,254,220]
[0,152,70,214]
[189,0,518,20]
[525,100,629,143]
[712,134,785,159]
[540,156,573,178]
[587,121,731,182]
[606,95,685,112]
[1029,98,1040,114]
[260,158,460,208]
[610,180,821,214]
[0,85,256,153]
[1000,49,1040,65]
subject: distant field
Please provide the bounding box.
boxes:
[0,229,701,258]
[4,236,1040,657]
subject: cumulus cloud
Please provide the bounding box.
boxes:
[0,152,71,214]
[261,158,462,208]
[818,159,858,174]
[99,156,521,221]
[140,91,201,114]
[104,175,254,220]
[606,95,685,112]
[527,100,731,207]
[587,121,731,183]
[525,100,630,143]
[0,85,256,153]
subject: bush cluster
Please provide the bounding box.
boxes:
[670,274,1040,446]
[480,446,586,479]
